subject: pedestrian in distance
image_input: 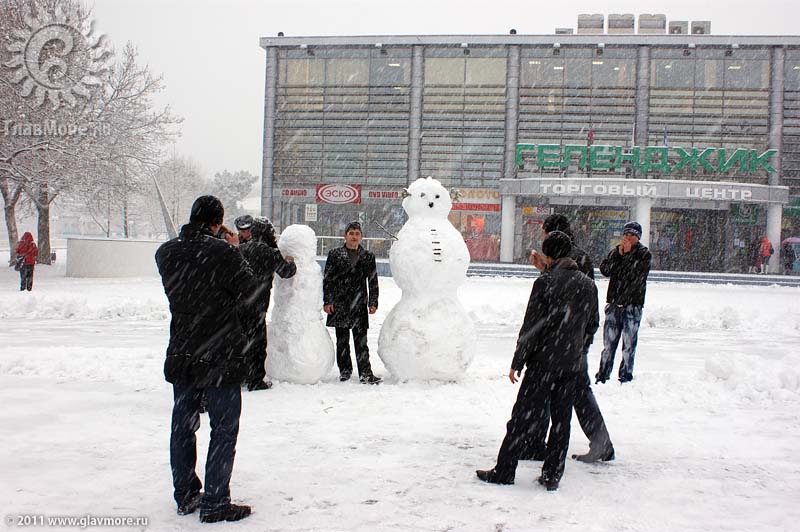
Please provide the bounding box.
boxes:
[596,221,652,384]
[14,232,38,292]
[323,221,382,384]
[477,231,600,492]
[155,195,256,523]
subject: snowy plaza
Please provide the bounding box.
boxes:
[1,263,798,532]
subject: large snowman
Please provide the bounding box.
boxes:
[378,176,476,381]
[266,224,335,384]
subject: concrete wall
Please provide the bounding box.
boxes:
[66,238,163,278]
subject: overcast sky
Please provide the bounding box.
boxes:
[87,0,798,182]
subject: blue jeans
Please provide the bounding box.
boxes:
[597,304,642,383]
[170,385,241,512]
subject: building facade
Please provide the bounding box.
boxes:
[260,29,800,272]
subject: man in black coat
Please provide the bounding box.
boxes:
[155,195,254,523]
[323,221,381,384]
[477,231,600,491]
[596,221,652,384]
[239,217,297,391]
[522,214,615,463]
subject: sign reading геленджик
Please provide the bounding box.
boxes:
[515,144,776,175]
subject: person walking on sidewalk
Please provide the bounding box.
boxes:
[15,232,38,292]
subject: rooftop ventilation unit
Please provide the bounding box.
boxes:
[691,21,711,34]
[555,28,574,35]
[638,14,666,34]
[668,21,689,35]
[577,14,604,34]
[608,14,635,34]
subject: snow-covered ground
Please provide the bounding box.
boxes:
[1,264,799,531]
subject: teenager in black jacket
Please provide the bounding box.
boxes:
[239,217,296,391]
[596,221,652,384]
[477,231,599,491]
[522,214,614,464]
[323,221,381,384]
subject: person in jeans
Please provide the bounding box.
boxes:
[596,221,652,384]
[15,232,38,291]
[155,195,256,523]
[522,214,614,463]
[323,221,382,384]
[477,231,599,491]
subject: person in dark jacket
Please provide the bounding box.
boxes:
[530,214,594,279]
[522,214,614,463]
[155,195,255,523]
[596,221,652,384]
[323,221,381,384]
[15,232,38,291]
[234,215,254,244]
[239,217,297,391]
[476,231,600,491]
[782,241,796,275]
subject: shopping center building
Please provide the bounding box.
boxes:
[259,15,800,271]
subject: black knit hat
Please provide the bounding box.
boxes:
[541,230,573,260]
[542,213,570,234]
[189,195,224,226]
[622,221,643,239]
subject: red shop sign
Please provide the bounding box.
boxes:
[316,184,361,204]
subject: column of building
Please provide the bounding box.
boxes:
[500,45,520,263]
[767,47,785,273]
[261,47,279,219]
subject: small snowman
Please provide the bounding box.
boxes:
[378,176,476,381]
[267,224,335,384]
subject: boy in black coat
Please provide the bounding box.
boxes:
[239,217,297,391]
[522,214,614,463]
[323,221,381,384]
[477,231,599,491]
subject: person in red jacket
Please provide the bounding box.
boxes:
[759,235,773,274]
[15,232,38,291]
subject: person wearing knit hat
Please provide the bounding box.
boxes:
[520,220,614,464]
[155,195,257,523]
[477,229,599,492]
[596,220,652,385]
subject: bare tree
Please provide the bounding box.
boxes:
[208,170,259,224]
[1,0,180,262]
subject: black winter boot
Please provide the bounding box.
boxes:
[476,468,514,485]
[199,503,252,523]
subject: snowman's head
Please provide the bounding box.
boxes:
[402,176,453,219]
[278,224,317,261]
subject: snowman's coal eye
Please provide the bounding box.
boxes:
[435,194,440,199]
[420,192,426,197]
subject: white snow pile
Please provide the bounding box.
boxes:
[267,224,334,384]
[703,351,800,402]
[378,176,476,382]
[0,293,168,320]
